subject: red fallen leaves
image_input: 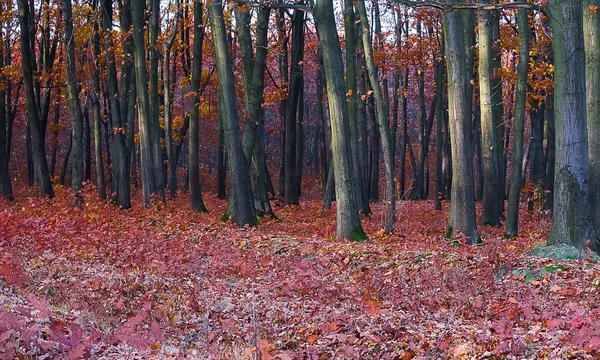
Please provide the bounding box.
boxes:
[3,187,600,358]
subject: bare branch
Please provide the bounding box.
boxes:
[393,0,546,16]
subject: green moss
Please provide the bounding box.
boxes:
[350,227,368,242]
[445,225,453,239]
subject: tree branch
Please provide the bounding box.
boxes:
[393,0,546,16]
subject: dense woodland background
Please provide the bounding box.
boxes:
[3,0,600,358]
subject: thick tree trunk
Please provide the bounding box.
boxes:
[443,6,479,244]
[189,0,208,212]
[505,8,530,238]
[548,0,597,251]
[209,0,256,226]
[314,0,367,240]
[478,1,502,226]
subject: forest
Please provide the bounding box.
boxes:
[1,0,600,358]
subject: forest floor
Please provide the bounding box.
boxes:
[1,186,600,359]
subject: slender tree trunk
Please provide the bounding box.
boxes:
[505,8,530,238]
[443,6,479,244]
[277,9,288,198]
[209,0,256,226]
[149,0,165,194]
[284,8,304,205]
[492,9,506,205]
[411,19,427,200]
[217,115,226,199]
[91,12,106,200]
[17,0,54,198]
[315,0,367,240]
[164,0,181,198]
[344,0,369,214]
[547,0,597,251]
[60,135,72,186]
[434,32,445,210]
[585,0,600,238]
[104,0,131,208]
[132,0,158,206]
[357,0,395,233]
[189,0,208,212]
[63,0,84,194]
[0,36,11,200]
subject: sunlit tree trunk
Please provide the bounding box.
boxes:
[506,8,530,238]
[548,0,597,251]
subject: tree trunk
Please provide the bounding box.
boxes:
[209,0,256,226]
[103,0,131,208]
[434,32,445,210]
[189,0,208,212]
[344,0,370,215]
[585,0,600,238]
[547,0,597,251]
[357,0,396,233]
[314,0,367,240]
[217,115,226,199]
[149,0,165,194]
[164,0,181,198]
[17,0,54,198]
[505,8,530,238]
[284,8,304,205]
[478,1,502,226]
[132,0,158,206]
[443,6,479,244]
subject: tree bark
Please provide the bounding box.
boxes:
[209,0,256,226]
[314,0,367,240]
[189,0,208,212]
[478,0,502,226]
[505,7,530,238]
[443,5,479,244]
[357,0,396,233]
[17,0,54,198]
[585,0,600,239]
[547,0,597,251]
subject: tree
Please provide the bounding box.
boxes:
[443,5,479,243]
[478,0,502,226]
[314,0,367,240]
[283,8,304,205]
[189,0,208,213]
[547,0,597,251]
[17,0,54,198]
[505,7,530,238]
[132,0,160,206]
[356,0,396,233]
[63,0,84,194]
[164,0,181,198]
[209,0,256,226]
[584,0,600,240]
